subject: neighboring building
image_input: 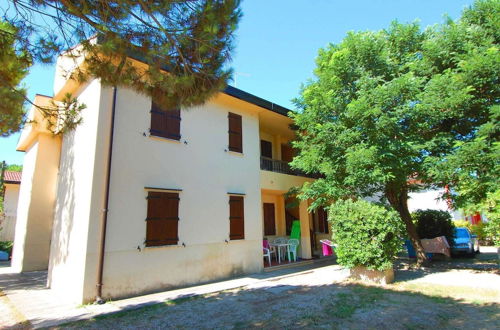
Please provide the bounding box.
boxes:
[0,171,22,241]
[408,188,462,220]
[12,51,327,304]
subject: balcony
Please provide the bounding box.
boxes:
[260,157,320,179]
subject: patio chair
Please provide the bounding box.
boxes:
[287,238,300,262]
[263,240,276,266]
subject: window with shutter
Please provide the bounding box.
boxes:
[263,203,276,236]
[228,112,242,153]
[317,207,329,234]
[145,191,180,246]
[260,140,272,158]
[229,195,244,240]
[150,101,181,140]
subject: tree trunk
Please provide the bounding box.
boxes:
[385,185,429,266]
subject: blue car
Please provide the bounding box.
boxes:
[451,227,480,256]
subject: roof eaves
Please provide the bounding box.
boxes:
[223,86,291,117]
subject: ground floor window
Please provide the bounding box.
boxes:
[263,203,276,236]
[229,195,245,240]
[145,191,180,247]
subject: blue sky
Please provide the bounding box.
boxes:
[0,0,474,165]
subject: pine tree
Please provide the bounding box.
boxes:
[0,0,242,135]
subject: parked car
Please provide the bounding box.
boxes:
[451,227,480,256]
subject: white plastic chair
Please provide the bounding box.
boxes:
[263,247,273,266]
[273,237,287,261]
[287,239,300,262]
[263,240,276,266]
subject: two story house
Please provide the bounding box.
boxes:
[12,51,330,304]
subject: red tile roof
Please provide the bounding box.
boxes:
[3,171,22,184]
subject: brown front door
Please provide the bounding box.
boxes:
[263,203,276,236]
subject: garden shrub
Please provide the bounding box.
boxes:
[329,199,404,271]
[484,215,500,246]
[412,209,455,246]
[0,241,13,257]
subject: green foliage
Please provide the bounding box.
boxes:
[0,241,13,256]
[484,216,500,246]
[329,199,404,271]
[1,0,242,134]
[290,1,499,264]
[412,210,455,246]
[5,164,22,172]
[0,20,30,136]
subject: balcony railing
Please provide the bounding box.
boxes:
[260,157,320,178]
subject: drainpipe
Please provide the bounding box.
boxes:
[95,86,118,304]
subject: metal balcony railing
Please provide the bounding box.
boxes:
[260,157,320,178]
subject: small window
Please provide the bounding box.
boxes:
[229,195,244,240]
[150,101,181,140]
[228,112,242,153]
[316,207,329,234]
[260,140,272,158]
[145,191,179,246]
[263,203,276,236]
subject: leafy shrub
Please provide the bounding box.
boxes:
[329,199,404,271]
[412,210,455,246]
[484,215,500,246]
[0,241,13,257]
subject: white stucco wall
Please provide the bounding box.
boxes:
[0,184,20,241]
[94,87,263,300]
[48,79,104,303]
[12,134,61,272]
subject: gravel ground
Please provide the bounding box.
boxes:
[55,249,500,330]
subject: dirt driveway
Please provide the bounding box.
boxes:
[55,248,499,330]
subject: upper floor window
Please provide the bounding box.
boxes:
[228,112,242,153]
[260,140,272,158]
[150,101,181,140]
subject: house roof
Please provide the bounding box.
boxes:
[3,171,22,184]
[223,86,291,117]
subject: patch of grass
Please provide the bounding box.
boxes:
[299,312,323,325]
[393,282,499,304]
[324,286,386,319]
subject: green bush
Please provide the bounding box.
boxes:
[412,210,455,246]
[484,216,500,246]
[0,241,13,257]
[329,199,404,271]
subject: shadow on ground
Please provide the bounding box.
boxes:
[52,278,499,329]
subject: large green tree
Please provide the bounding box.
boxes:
[291,0,499,265]
[0,0,241,135]
[0,20,30,136]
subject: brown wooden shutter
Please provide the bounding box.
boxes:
[317,207,328,234]
[150,102,181,140]
[229,195,244,240]
[145,191,179,246]
[228,113,242,153]
[281,144,294,163]
[263,203,276,236]
[260,140,272,158]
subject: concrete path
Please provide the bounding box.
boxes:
[0,259,343,329]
